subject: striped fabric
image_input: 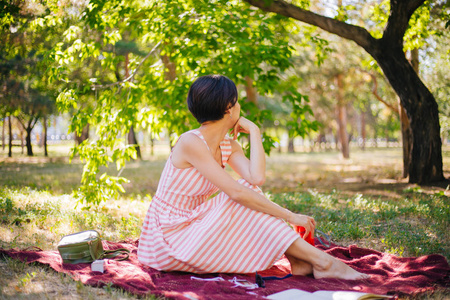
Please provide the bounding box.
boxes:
[137,130,299,274]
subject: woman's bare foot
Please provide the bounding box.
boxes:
[313,256,370,280]
[286,254,313,276]
[285,237,370,280]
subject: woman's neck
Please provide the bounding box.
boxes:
[198,120,230,148]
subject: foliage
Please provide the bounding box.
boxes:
[40,0,320,204]
[0,0,58,155]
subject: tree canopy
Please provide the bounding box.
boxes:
[41,0,320,204]
[2,0,448,204]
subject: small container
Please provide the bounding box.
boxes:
[91,259,104,273]
[293,226,315,246]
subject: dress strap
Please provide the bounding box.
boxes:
[190,130,211,151]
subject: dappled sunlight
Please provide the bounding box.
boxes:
[1,151,448,299]
[0,228,15,246]
[0,188,147,251]
[341,177,364,183]
[0,156,71,164]
[101,198,149,220]
[1,149,448,258]
[326,165,366,172]
[264,149,410,198]
[263,149,450,200]
[2,147,447,199]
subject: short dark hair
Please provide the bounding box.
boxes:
[187,75,238,124]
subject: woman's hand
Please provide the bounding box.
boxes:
[289,213,316,241]
[232,117,259,140]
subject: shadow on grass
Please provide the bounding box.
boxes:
[0,159,166,196]
[271,190,449,261]
[1,148,449,201]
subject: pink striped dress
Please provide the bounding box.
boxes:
[138,130,299,274]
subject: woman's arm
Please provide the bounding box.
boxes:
[173,133,315,238]
[227,117,266,185]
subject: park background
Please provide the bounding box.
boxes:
[1,0,449,299]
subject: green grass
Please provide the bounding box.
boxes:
[270,189,449,260]
[0,188,147,250]
[0,145,449,299]
[0,187,159,299]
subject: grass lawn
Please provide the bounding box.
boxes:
[0,144,449,299]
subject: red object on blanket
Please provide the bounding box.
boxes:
[1,239,449,300]
[293,225,315,246]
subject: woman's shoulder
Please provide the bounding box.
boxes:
[174,130,206,150]
[171,130,208,169]
[178,129,202,141]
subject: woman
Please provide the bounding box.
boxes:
[138,75,369,280]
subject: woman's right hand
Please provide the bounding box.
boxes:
[289,213,316,241]
[232,117,259,140]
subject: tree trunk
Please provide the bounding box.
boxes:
[335,74,349,159]
[360,111,366,150]
[43,116,48,157]
[397,49,418,178]
[150,133,155,156]
[127,126,142,160]
[400,103,411,178]
[161,54,177,81]
[25,127,33,156]
[149,128,155,156]
[245,76,258,104]
[372,45,443,183]
[75,124,90,145]
[8,116,12,157]
[409,48,419,74]
[20,129,24,154]
[1,117,4,151]
[385,126,389,148]
[287,137,295,153]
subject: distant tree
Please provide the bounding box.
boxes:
[15,86,54,156]
[421,6,450,146]
[244,0,445,183]
[1,0,57,156]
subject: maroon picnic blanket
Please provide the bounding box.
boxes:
[1,239,449,299]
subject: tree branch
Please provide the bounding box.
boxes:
[27,115,33,129]
[16,116,26,130]
[91,41,161,91]
[369,73,399,114]
[31,116,40,130]
[383,0,425,44]
[356,67,399,114]
[243,0,377,52]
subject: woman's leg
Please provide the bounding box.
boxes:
[285,238,370,280]
[285,253,313,276]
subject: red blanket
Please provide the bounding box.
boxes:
[1,239,449,299]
